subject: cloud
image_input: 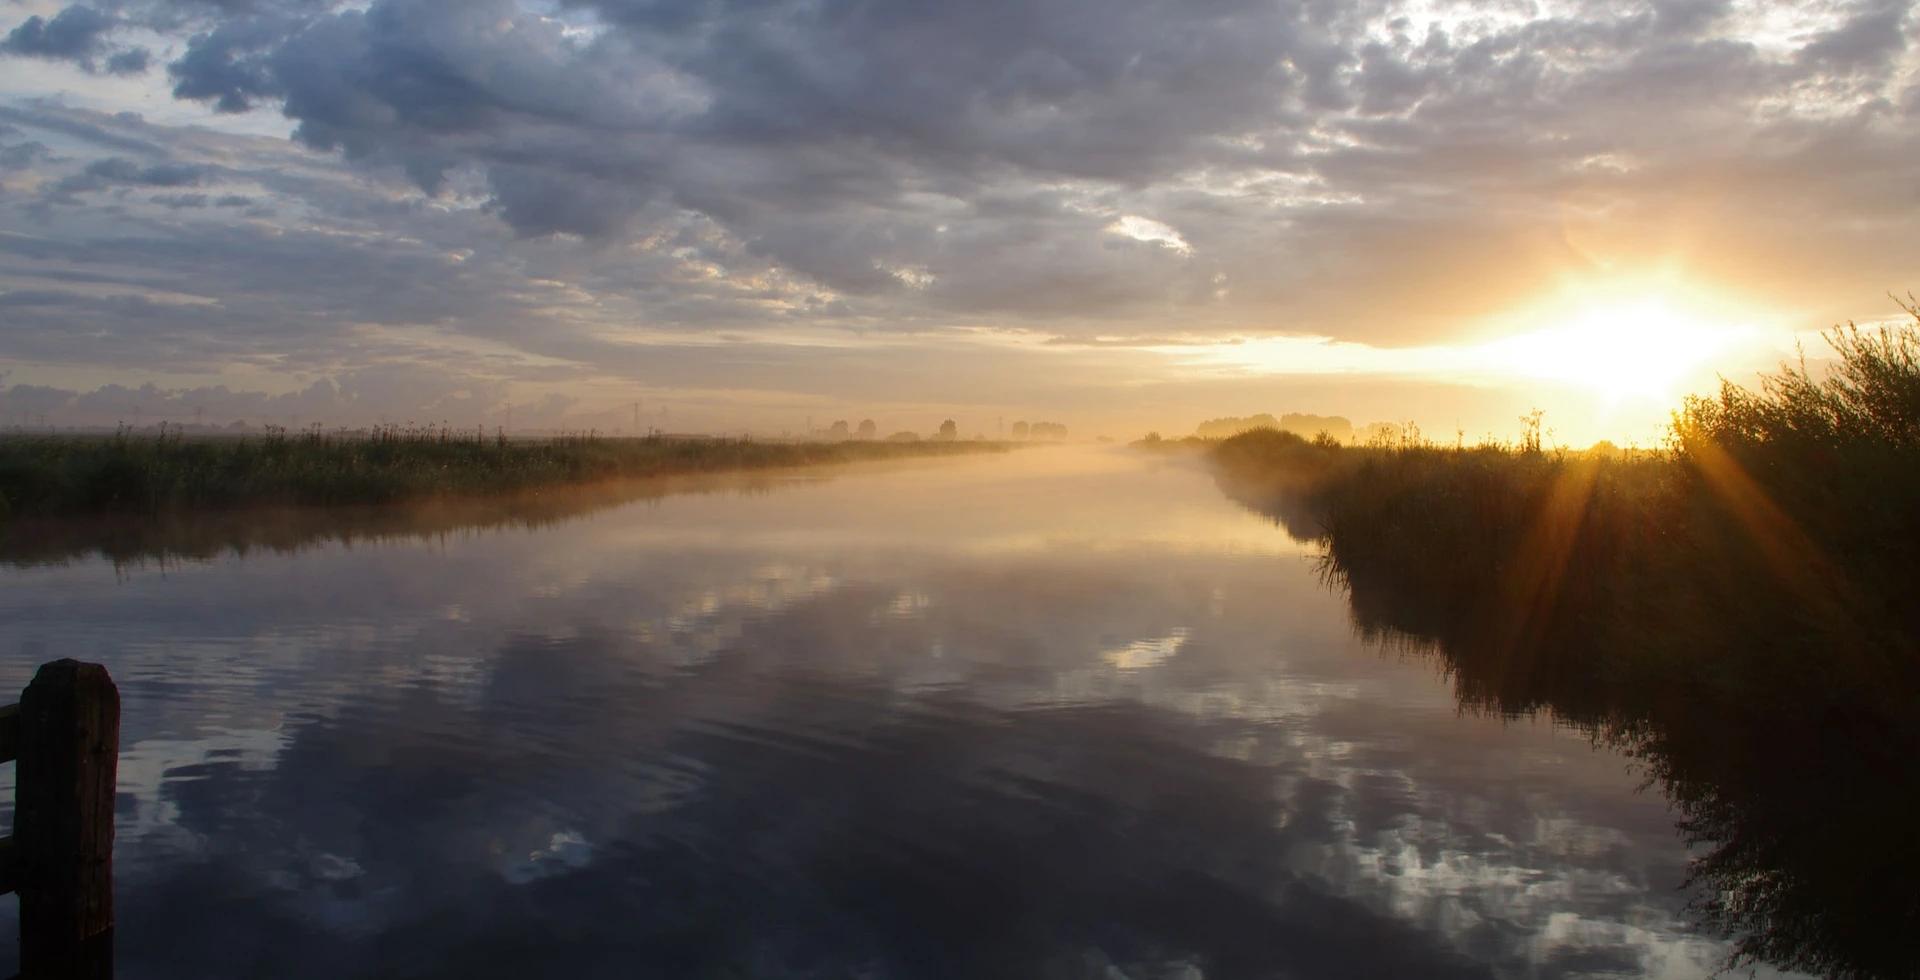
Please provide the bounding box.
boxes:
[165,13,296,112]
[1799,0,1912,74]
[140,0,1915,315]
[2,5,151,75]
[0,0,1917,433]
[0,503,1735,973]
[104,46,151,74]
[53,155,213,196]
[1107,215,1193,255]
[4,7,115,62]
[0,370,523,428]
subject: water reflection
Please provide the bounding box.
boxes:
[1218,462,1915,980]
[0,449,1792,978]
[0,469,832,569]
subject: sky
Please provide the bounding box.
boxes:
[0,0,1916,444]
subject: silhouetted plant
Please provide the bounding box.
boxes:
[1207,298,1920,979]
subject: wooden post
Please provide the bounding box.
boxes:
[16,660,118,980]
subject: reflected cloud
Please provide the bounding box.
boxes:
[0,448,1786,977]
[501,831,594,885]
[1101,628,1189,671]
[1220,441,1893,979]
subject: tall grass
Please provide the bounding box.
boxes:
[0,467,828,569]
[1213,301,1920,673]
[0,426,1010,520]
[1208,301,1920,980]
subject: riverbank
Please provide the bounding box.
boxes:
[1211,313,1920,686]
[1206,310,1920,977]
[0,429,1013,520]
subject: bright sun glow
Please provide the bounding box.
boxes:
[1481,298,1758,402]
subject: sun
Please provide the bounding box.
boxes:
[1482,297,1756,403]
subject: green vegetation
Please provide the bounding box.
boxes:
[0,427,1010,520]
[1209,301,1920,980]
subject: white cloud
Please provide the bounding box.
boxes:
[1106,214,1193,255]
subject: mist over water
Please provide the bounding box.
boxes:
[0,449,1797,978]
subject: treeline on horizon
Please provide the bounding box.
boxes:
[813,418,1069,442]
[0,426,1011,521]
[1140,412,1413,447]
[1209,302,1920,980]
[1192,412,1389,443]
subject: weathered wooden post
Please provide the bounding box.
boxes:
[14,660,118,979]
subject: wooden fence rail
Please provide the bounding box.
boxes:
[1,661,119,980]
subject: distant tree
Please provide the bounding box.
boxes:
[828,419,850,439]
[887,430,920,442]
[936,419,958,441]
[1281,413,1353,442]
[1144,431,1162,443]
[1195,412,1352,441]
[1011,420,1030,440]
[1195,414,1279,439]
[857,419,877,439]
[1029,421,1068,440]
[1361,421,1404,446]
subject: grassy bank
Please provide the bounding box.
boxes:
[1208,305,1920,979]
[0,467,832,568]
[0,428,1011,520]
[1211,307,1920,679]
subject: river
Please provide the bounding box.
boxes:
[0,447,1800,979]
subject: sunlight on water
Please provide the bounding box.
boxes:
[0,448,1801,978]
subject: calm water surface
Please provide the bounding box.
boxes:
[0,449,1793,979]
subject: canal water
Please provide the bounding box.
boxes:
[0,448,1795,978]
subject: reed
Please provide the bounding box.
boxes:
[1213,299,1920,668]
[0,426,1010,519]
[1207,300,1920,978]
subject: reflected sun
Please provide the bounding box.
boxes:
[1483,298,1756,402]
